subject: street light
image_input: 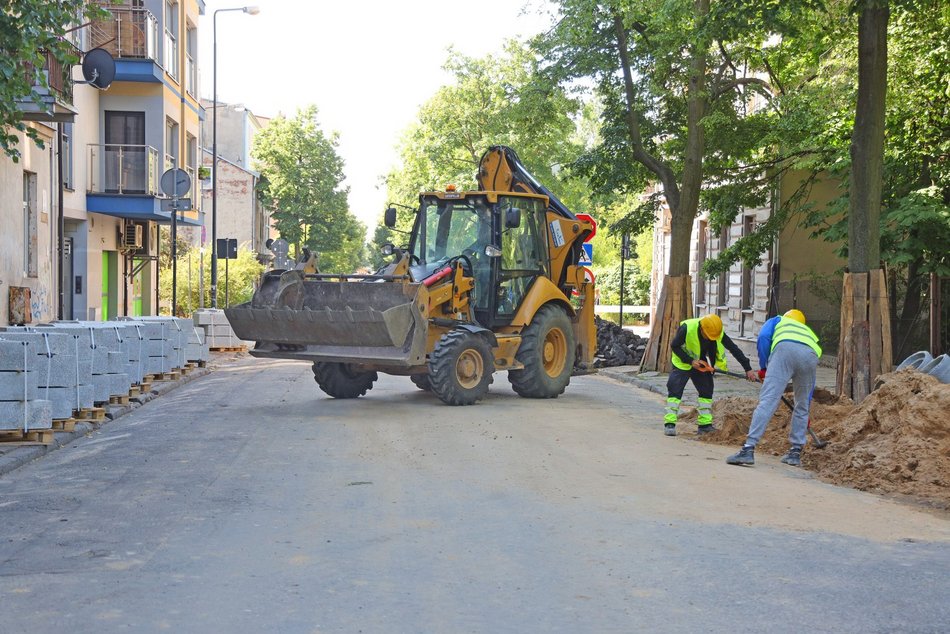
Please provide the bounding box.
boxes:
[211,5,259,308]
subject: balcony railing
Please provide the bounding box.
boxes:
[23,49,73,103]
[185,54,197,97]
[164,30,178,79]
[89,7,158,61]
[88,144,160,196]
[165,153,176,172]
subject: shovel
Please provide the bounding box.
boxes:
[694,362,828,448]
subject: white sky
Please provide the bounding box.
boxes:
[198,0,556,231]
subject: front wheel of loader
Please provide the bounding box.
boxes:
[508,304,576,399]
[409,374,432,391]
[429,330,494,406]
[312,362,378,399]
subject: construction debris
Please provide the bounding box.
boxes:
[594,317,647,368]
[697,368,950,508]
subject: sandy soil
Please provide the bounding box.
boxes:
[692,369,950,509]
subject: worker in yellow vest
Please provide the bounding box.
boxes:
[665,314,757,436]
[726,309,822,467]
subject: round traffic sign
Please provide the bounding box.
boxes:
[160,168,192,197]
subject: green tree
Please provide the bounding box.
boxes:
[252,106,366,273]
[536,0,828,370]
[378,42,589,257]
[0,1,105,160]
[158,237,264,315]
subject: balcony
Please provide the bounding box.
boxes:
[89,7,162,83]
[18,49,78,123]
[88,144,160,196]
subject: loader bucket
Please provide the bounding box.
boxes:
[224,271,429,367]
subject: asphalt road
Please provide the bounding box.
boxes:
[1,355,948,633]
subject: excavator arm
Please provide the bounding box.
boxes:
[476,146,597,370]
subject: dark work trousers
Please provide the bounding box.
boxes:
[666,367,714,400]
[665,367,715,426]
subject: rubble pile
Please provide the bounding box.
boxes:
[594,317,647,368]
[697,369,950,508]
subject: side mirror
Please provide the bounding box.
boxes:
[384,207,397,228]
[380,243,395,256]
[484,245,502,258]
[505,206,522,229]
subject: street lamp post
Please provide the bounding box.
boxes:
[212,5,259,308]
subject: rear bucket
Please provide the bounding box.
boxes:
[224,271,428,367]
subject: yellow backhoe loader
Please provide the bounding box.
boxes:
[225,146,596,405]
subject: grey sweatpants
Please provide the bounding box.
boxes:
[745,341,819,448]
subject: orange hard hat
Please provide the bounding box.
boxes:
[699,314,723,340]
[784,309,806,324]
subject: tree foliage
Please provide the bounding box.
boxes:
[252,106,366,273]
[536,0,830,280]
[0,1,104,160]
[376,43,589,256]
[158,233,264,315]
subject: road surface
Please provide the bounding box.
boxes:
[1,355,948,632]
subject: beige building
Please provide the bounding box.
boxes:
[651,174,846,364]
[198,101,273,260]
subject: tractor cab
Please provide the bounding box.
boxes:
[401,191,550,327]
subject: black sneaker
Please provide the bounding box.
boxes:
[781,445,803,466]
[664,424,677,436]
[696,424,715,436]
[726,445,755,466]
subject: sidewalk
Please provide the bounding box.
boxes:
[0,364,214,477]
[598,365,838,401]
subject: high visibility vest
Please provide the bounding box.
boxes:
[771,316,822,358]
[671,318,728,372]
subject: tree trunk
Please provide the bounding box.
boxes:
[637,0,709,371]
[838,2,890,401]
[641,275,693,373]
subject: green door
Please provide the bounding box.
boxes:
[101,251,118,320]
[101,252,109,320]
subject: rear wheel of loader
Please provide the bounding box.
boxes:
[409,374,432,391]
[312,362,378,398]
[508,304,575,398]
[429,330,494,406]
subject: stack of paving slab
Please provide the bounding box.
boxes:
[194,309,243,350]
[127,317,191,375]
[117,321,148,387]
[46,322,131,405]
[184,323,209,363]
[0,338,53,432]
[0,327,93,419]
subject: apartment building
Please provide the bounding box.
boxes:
[56,0,205,321]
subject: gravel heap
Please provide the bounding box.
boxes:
[594,316,647,368]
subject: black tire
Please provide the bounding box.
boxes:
[312,362,377,398]
[508,304,576,398]
[429,330,494,406]
[409,374,432,391]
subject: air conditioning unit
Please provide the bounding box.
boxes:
[123,221,143,249]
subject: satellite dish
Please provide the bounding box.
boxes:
[81,48,116,90]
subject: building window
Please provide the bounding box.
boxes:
[23,172,38,278]
[164,0,179,79]
[696,220,707,305]
[185,23,197,97]
[717,227,729,307]
[741,215,755,309]
[62,122,73,190]
[165,117,179,170]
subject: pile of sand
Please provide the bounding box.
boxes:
[696,369,950,508]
